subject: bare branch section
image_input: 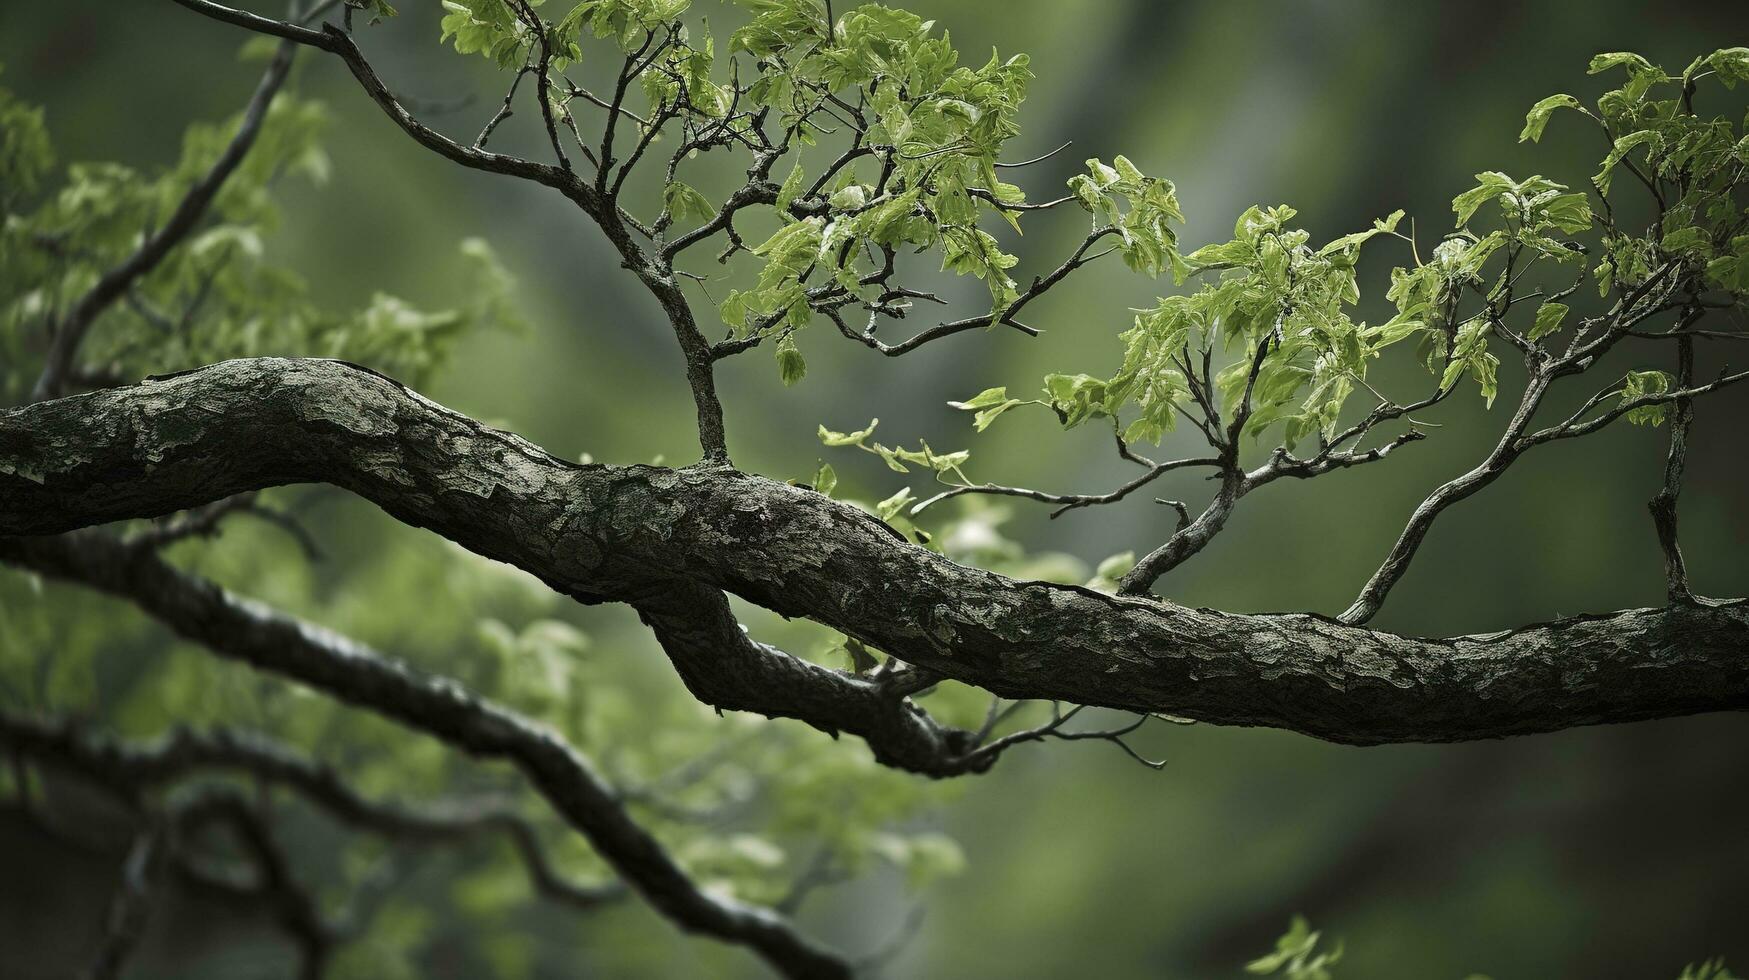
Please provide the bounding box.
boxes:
[166,0,594,206]
[1337,284,1743,626]
[1650,334,1699,604]
[1116,385,1440,596]
[86,818,170,980]
[0,526,848,978]
[4,359,1747,746]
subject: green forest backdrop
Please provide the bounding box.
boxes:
[2,1,1746,977]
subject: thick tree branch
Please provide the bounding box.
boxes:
[4,358,1747,748]
[1118,470,1245,594]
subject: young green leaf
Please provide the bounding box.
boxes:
[1520,94,1583,143]
[1529,302,1569,341]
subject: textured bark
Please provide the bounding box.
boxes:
[4,358,1748,748]
[632,580,987,775]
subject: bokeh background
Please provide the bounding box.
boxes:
[3,1,1747,977]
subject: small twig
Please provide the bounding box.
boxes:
[994,140,1073,169]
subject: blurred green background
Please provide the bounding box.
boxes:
[3,1,1747,977]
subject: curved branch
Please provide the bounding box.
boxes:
[4,359,1747,747]
[169,0,744,461]
[835,227,1118,357]
[910,454,1221,518]
[1118,422,1429,598]
[87,819,170,980]
[632,580,993,777]
[1517,367,1749,448]
[173,789,334,979]
[10,360,1749,742]
[167,0,601,213]
[1337,372,1555,625]
[1650,334,1699,604]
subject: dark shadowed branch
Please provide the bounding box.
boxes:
[0,711,627,914]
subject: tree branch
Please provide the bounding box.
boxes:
[167,0,602,212]
[0,525,847,978]
[1337,372,1556,625]
[4,358,1747,748]
[1650,333,1699,603]
[172,789,334,979]
[30,37,297,403]
[0,711,627,914]
[167,1,745,462]
[632,580,994,776]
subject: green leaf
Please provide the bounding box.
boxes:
[1588,51,1657,78]
[873,445,912,473]
[1093,551,1134,581]
[237,35,283,63]
[810,461,837,496]
[1704,235,1749,294]
[1529,302,1569,341]
[947,386,1011,411]
[718,289,751,332]
[818,419,878,448]
[874,486,917,522]
[1660,226,1711,257]
[1042,372,1114,428]
[828,184,869,210]
[1452,171,1517,226]
[776,335,806,385]
[947,386,1032,431]
[1520,94,1582,143]
[1622,369,1673,426]
[1539,192,1594,234]
[1364,309,1425,350]
[776,160,807,213]
[1246,916,1334,977]
[1317,209,1405,256]
[1700,47,1749,88]
[663,180,716,224]
[1593,131,1660,196]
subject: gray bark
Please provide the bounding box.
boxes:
[3,357,1746,750]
